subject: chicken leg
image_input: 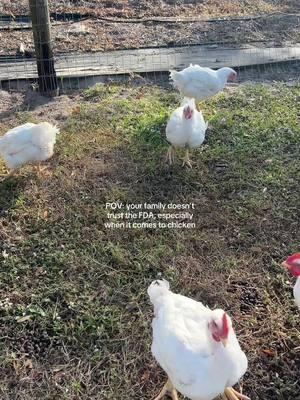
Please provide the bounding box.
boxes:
[153,379,179,400]
[182,148,193,168]
[36,163,46,173]
[166,145,176,165]
[221,387,250,400]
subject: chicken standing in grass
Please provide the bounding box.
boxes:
[148,280,249,400]
[282,253,300,310]
[170,65,237,110]
[0,122,59,172]
[166,98,208,168]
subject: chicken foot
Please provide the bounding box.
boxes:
[182,148,193,168]
[153,378,179,400]
[221,387,250,400]
[35,163,47,173]
[166,146,176,165]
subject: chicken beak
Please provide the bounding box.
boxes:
[221,338,228,347]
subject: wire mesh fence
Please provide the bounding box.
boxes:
[0,1,299,92]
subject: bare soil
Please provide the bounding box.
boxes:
[0,1,299,56]
[1,0,299,19]
[0,14,299,56]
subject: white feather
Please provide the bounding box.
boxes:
[293,278,300,310]
[0,122,59,170]
[166,100,207,149]
[170,65,236,101]
[148,281,248,400]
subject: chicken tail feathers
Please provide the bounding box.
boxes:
[169,69,183,88]
[169,69,178,81]
[148,279,170,306]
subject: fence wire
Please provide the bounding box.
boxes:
[0,1,299,92]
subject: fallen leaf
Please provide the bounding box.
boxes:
[141,370,150,382]
[17,315,31,323]
[262,348,276,357]
[52,367,64,373]
[24,359,33,369]
[35,267,47,276]
[72,106,80,115]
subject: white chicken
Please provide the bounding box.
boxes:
[282,253,300,310]
[166,98,208,168]
[148,280,249,400]
[170,65,237,107]
[0,122,59,171]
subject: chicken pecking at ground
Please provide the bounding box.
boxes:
[0,122,59,173]
[282,253,300,310]
[148,280,249,400]
[170,65,237,110]
[165,98,208,168]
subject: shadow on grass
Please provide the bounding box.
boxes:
[0,174,29,213]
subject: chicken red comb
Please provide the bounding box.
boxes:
[285,253,300,265]
[283,253,300,277]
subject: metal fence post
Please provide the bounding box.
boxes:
[28,0,59,96]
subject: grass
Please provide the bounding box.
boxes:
[0,82,299,400]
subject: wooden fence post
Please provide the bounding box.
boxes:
[28,0,59,96]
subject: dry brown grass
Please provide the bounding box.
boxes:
[2,0,297,18]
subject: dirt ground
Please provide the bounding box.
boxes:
[1,0,299,19]
[0,89,79,127]
[0,13,299,56]
[0,1,299,56]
